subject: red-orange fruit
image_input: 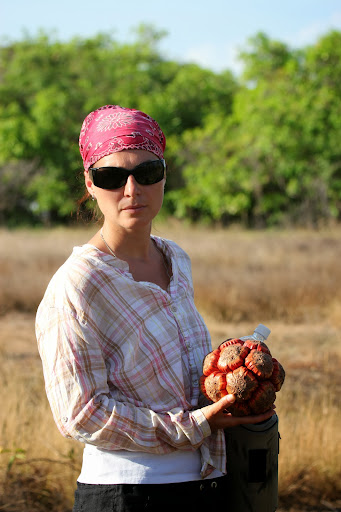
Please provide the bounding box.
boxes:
[203,349,220,376]
[203,372,228,402]
[218,338,243,351]
[269,358,285,391]
[244,339,271,355]
[217,344,250,372]
[245,349,274,379]
[225,366,258,401]
[248,381,276,414]
[200,337,284,417]
[226,401,251,417]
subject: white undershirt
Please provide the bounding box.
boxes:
[78,445,223,484]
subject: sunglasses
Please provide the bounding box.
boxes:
[88,159,166,190]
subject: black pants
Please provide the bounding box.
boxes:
[73,476,228,512]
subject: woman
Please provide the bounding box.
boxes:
[36,105,274,512]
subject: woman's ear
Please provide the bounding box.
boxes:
[84,170,94,197]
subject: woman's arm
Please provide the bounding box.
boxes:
[36,306,211,454]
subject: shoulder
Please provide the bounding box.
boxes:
[153,236,193,280]
[163,238,189,258]
[52,245,100,285]
[153,236,190,262]
[38,245,112,310]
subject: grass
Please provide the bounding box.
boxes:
[1,222,341,511]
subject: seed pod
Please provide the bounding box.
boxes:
[203,349,220,376]
[203,372,228,402]
[225,366,258,401]
[218,344,250,372]
[269,358,286,391]
[199,375,210,400]
[226,401,251,417]
[245,349,274,379]
[244,339,271,355]
[249,381,276,414]
[200,336,284,416]
[218,338,243,351]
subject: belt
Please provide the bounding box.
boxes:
[78,475,227,493]
[159,476,226,492]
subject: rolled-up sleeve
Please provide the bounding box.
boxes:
[36,306,211,454]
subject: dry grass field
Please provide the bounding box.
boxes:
[1,222,340,511]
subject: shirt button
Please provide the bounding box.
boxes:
[171,305,177,313]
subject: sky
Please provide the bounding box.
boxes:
[1,0,341,74]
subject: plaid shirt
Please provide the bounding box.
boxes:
[36,236,225,478]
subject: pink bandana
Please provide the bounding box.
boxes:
[79,105,166,171]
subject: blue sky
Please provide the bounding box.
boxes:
[1,0,341,73]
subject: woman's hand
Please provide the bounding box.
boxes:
[201,394,276,431]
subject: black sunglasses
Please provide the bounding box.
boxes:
[88,159,166,190]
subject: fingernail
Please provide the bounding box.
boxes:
[225,394,236,404]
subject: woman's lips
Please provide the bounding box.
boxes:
[122,204,145,212]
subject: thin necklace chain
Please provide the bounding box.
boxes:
[100,228,116,259]
[100,228,171,280]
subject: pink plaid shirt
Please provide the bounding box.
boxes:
[36,237,225,478]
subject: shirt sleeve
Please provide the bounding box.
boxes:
[36,306,212,454]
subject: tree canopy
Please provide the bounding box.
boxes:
[0,27,340,227]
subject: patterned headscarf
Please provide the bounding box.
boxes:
[79,105,166,171]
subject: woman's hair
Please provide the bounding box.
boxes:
[76,175,103,224]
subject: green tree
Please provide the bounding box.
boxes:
[0,29,340,227]
[238,31,296,83]
[166,31,341,227]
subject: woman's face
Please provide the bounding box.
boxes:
[84,149,166,232]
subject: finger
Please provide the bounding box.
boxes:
[213,394,236,413]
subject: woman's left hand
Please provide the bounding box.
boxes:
[201,394,276,432]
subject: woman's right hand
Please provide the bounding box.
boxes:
[201,394,276,431]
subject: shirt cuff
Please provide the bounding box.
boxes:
[191,408,211,438]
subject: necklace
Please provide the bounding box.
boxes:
[100,228,171,281]
[100,228,116,259]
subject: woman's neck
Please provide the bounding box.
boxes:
[98,222,153,262]
[88,222,170,290]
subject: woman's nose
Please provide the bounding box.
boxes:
[124,174,141,196]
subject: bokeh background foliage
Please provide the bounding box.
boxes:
[0,26,340,227]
